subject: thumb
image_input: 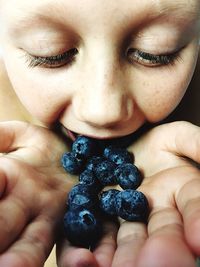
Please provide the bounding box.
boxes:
[162,121,200,165]
[0,121,30,153]
[130,121,200,176]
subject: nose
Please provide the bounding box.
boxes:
[72,56,134,128]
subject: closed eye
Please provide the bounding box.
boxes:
[127,48,181,67]
[25,48,78,68]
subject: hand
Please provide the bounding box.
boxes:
[56,121,200,267]
[0,121,76,267]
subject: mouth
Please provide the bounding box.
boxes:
[62,126,147,148]
[65,128,77,141]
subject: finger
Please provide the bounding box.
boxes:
[56,220,118,267]
[56,239,99,267]
[156,121,200,164]
[111,221,147,267]
[0,158,37,252]
[93,220,118,267]
[176,175,200,255]
[0,194,31,252]
[0,169,6,198]
[136,207,196,267]
[0,215,54,267]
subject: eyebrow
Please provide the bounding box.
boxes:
[12,13,60,32]
[9,3,67,34]
[156,1,200,20]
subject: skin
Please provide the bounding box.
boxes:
[0,0,200,266]
[2,121,200,267]
[0,0,200,131]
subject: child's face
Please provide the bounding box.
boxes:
[0,0,200,138]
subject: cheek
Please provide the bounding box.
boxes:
[7,71,62,123]
[131,46,198,122]
[135,75,188,122]
[3,48,74,124]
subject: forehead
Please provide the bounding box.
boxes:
[1,0,200,16]
[1,0,200,32]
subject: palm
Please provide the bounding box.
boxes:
[57,122,200,267]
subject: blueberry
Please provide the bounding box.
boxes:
[79,169,102,193]
[115,189,149,222]
[64,208,103,247]
[79,169,97,186]
[115,163,142,190]
[99,189,120,216]
[85,156,104,171]
[67,184,97,210]
[94,159,117,186]
[68,184,94,199]
[72,136,97,160]
[68,191,96,210]
[61,152,84,174]
[104,146,133,165]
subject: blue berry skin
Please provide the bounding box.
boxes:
[115,163,142,190]
[64,208,103,247]
[99,189,120,216]
[79,169,102,192]
[72,136,96,160]
[61,152,84,175]
[104,146,133,165]
[68,184,94,199]
[79,169,96,186]
[94,159,117,186]
[115,189,149,222]
[85,156,104,171]
[67,184,97,210]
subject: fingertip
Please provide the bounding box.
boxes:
[185,215,200,255]
[180,194,200,256]
[136,236,196,267]
[57,247,99,267]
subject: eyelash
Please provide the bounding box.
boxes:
[24,47,181,69]
[127,48,181,67]
[25,48,78,68]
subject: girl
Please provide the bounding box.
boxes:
[0,0,200,266]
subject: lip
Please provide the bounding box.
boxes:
[62,126,123,141]
[61,126,143,148]
[65,128,77,141]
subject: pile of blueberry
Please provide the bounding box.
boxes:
[61,136,149,248]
